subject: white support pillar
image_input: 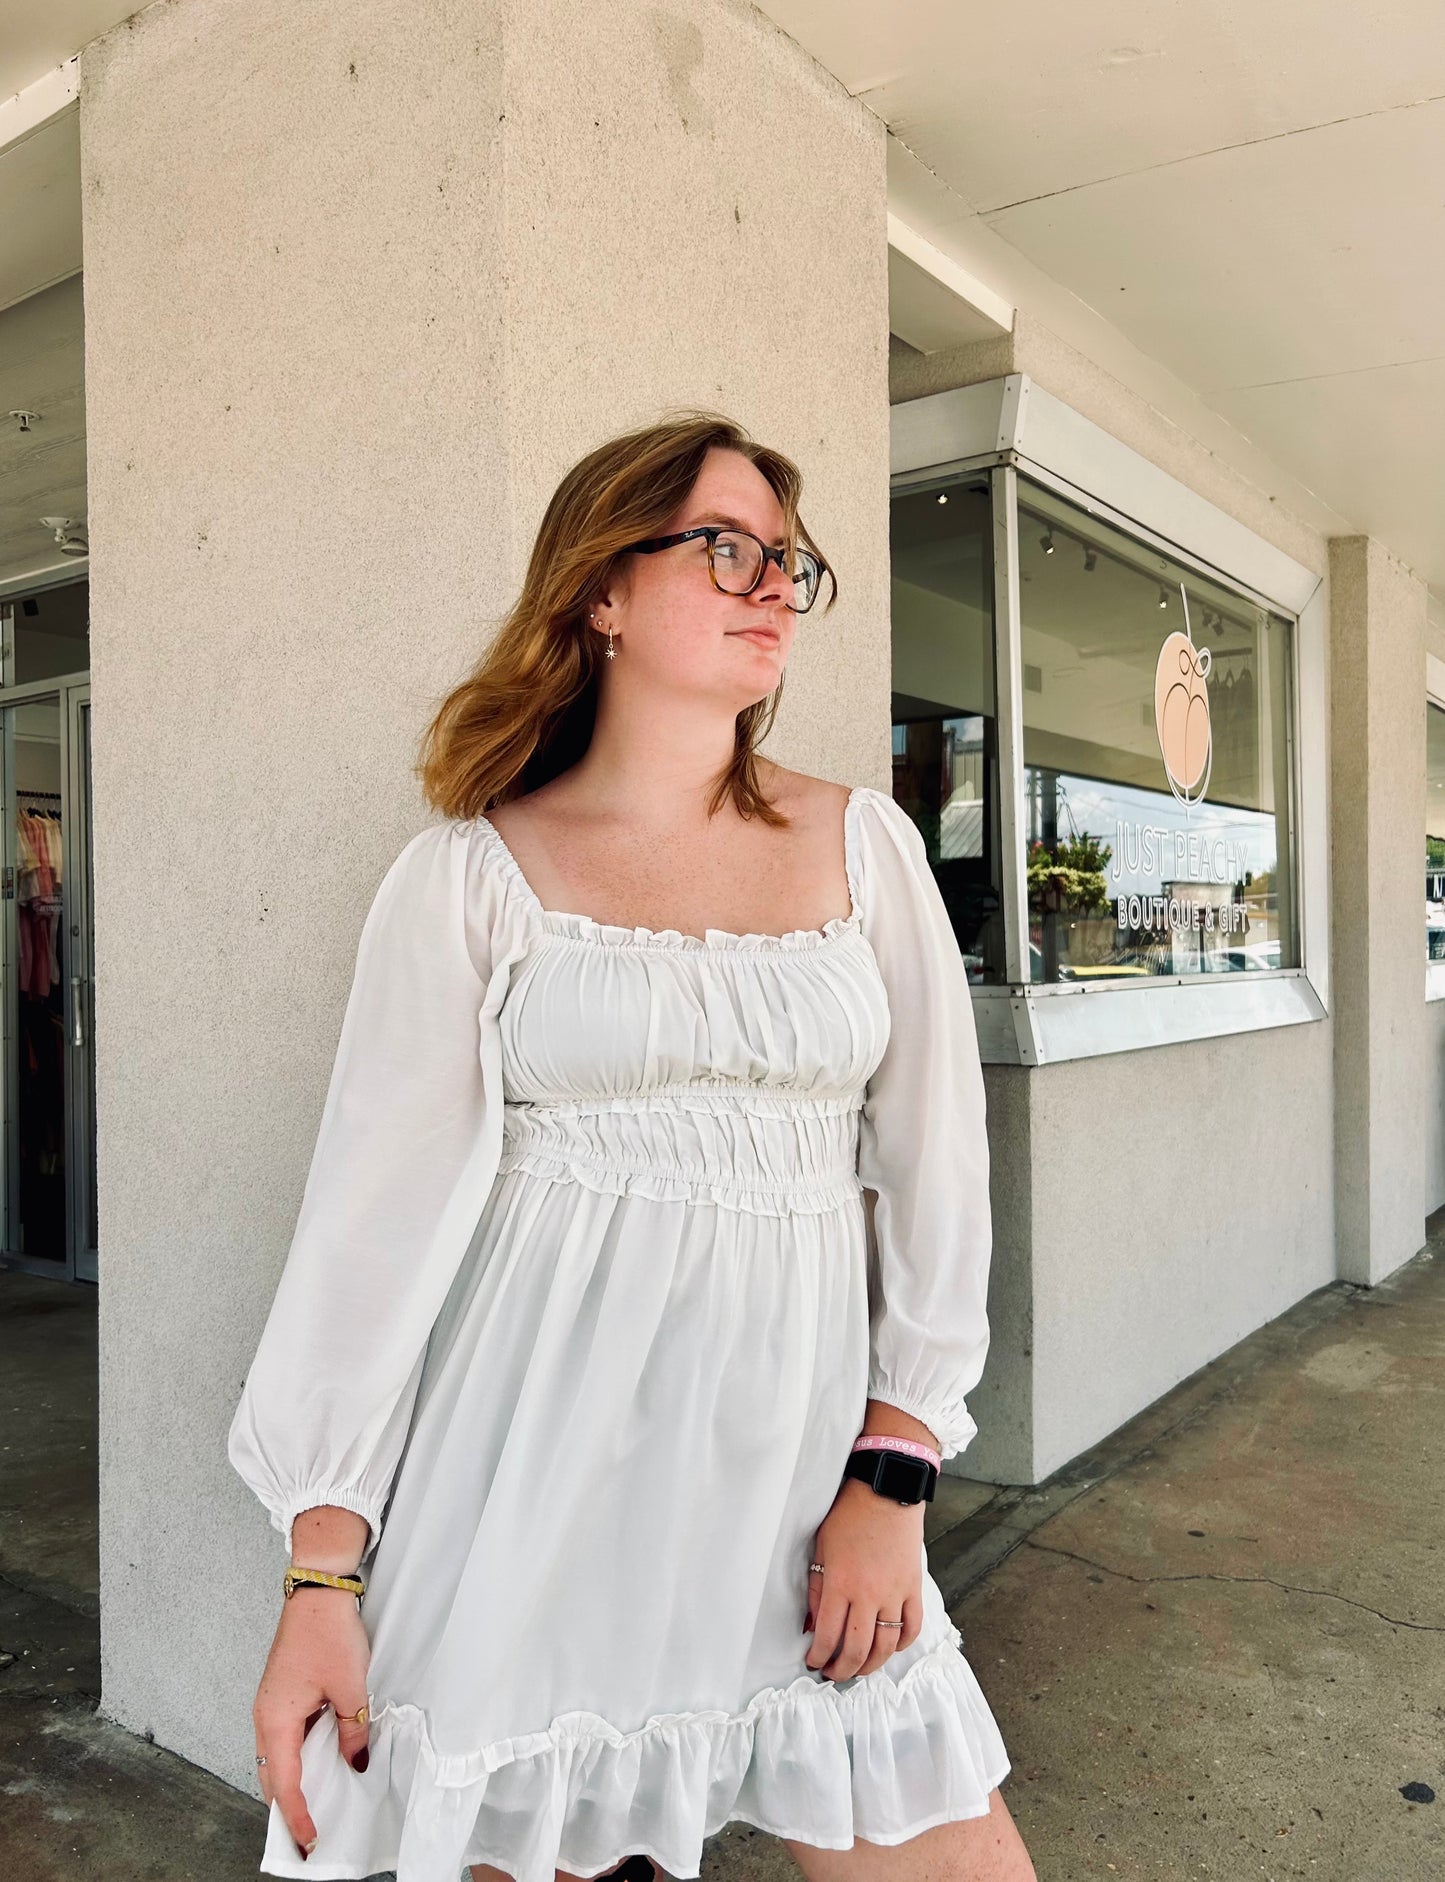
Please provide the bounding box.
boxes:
[80,0,887,1784]
[1329,535,1429,1283]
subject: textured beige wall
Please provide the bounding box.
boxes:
[82,0,886,1788]
[1330,537,1429,1277]
[1027,1026,1335,1476]
[892,312,1338,1483]
[965,1065,1034,1478]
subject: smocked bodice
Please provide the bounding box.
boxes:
[474,805,893,1219]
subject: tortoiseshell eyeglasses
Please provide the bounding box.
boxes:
[621,526,832,614]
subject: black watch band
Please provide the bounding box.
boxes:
[841,1446,938,1505]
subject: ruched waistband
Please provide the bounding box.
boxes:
[496,1088,864,1219]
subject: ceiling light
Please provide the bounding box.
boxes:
[1041,530,1055,554]
[936,492,948,505]
[1083,547,1097,573]
[1158,585,1169,609]
[40,515,88,557]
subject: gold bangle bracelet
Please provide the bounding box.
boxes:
[283,1565,366,1601]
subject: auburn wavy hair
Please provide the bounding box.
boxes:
[415,409,837,827]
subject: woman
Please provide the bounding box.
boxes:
[230,412,1034,1882]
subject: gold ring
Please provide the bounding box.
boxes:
[331,1703,369,1725]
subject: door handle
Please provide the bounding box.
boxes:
[71,975,84,1048]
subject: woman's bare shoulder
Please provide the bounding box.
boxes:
[757,761,853,824]
[481,779,572,847]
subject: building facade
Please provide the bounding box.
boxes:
[0,0,1438,1813]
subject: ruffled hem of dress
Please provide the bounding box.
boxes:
[494,1146,864,1218]
[256,1618,1011,1882]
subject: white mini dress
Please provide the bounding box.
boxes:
[228,783,1010,1882]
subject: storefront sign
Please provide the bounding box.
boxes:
[1154,592,1212,808]
[1110,591,1249,942]
[1117,891,1250,936]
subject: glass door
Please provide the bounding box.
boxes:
[70,686,96,1281]
[0,683,95,1280]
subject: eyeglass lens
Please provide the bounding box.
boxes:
[711,532,822,610]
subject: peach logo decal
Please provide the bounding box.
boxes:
[1154,586,1211,808]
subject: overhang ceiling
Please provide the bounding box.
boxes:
[761,0,1445,615]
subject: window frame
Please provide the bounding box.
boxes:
[891,374,1328,1066]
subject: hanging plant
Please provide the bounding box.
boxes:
[1026,833,1112,916]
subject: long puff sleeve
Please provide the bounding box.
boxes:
[227,818,521,1563]
[854,788,993,1461]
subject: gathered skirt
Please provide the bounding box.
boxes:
[258,1098,1011,1881]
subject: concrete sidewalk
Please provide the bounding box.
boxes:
[3,1222,1441,1881]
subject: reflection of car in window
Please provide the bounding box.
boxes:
[1059,942,1163,981]
[1197,941,1280,971]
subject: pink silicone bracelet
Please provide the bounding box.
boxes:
[850,1435,942,1471]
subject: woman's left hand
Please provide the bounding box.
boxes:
[803,1475,925,1680]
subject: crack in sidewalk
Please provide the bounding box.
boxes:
[0,1564,96,1623]
[1024,1538,1445,1632]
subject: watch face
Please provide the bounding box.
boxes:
[875,1449,932,1502]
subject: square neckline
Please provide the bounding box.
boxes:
[475,784,870,952]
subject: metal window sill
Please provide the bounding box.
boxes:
[970,970,1326,1065]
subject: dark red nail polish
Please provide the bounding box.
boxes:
[352,1748,369,1772]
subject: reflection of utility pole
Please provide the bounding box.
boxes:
[1056,781,1082,844]
[1040,770,1061,982]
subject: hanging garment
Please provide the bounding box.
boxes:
[43,810,63,888]
[17,811,41,903]
[227,787,1009,1882]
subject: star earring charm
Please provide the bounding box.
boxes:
[591,610,616,660]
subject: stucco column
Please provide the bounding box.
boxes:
[1329,536,1428,1283]
[80,0,886,1787]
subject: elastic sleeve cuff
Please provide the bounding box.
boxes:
[279,1486,385,1564]
[865,1376,980,1462]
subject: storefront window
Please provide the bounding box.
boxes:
[1427,700,1445,971]
[889,478,1002,984]
[1018,479,1298,983]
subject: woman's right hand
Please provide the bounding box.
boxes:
[252,1589,372,1860]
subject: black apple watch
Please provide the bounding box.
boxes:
[841,1445,938,1505]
